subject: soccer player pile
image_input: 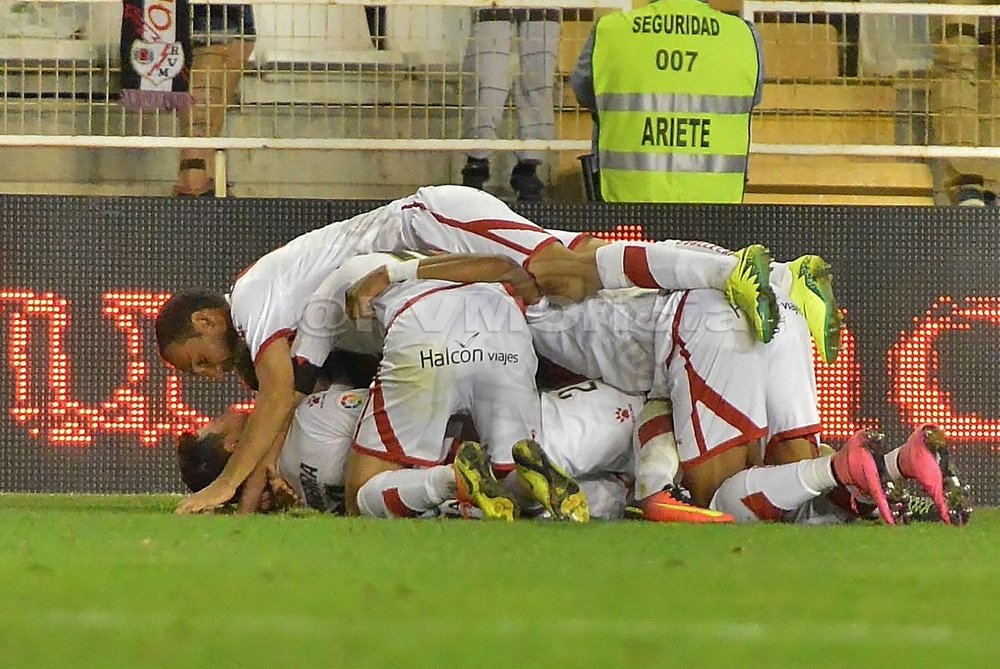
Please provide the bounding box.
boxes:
[158,185,972,526]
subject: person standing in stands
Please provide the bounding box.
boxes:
[460,8,561,202]
[571,0,763,203]
[930,4,1000,206]
[173,4,255,197]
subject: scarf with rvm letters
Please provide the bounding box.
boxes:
[119,0,193,111]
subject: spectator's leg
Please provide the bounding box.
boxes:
[980,20,1000,203]
[365,5,387,50]
[510,13,559,201]
[931,0,985,205]
[461,11,515,188]
[174,39,254,196]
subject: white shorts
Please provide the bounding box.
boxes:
[388,185,573,267]
[353,282,540,469]
[763,298,821,456]
[651,289,768,469]
[539,380,638,479]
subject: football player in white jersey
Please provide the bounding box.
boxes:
[526,284,963,526]
[157,185,777,515]
[177,379,642,520]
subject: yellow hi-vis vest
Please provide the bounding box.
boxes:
[593,0,759,203]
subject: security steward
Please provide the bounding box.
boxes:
[571,0,763,202]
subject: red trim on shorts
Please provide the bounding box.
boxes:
[351,381,446,468]
[371,380,405,457]
[382,488,421,518]
[741,492,786,522]
[567,233,590,251]
[764,424,822,460]
[352,441,443,468]
[253,328,295,365]
[670,292,764,461]
[623,245,659,289]
[637,414,673,448]
[385,284,465,330]
[680,429,767,469]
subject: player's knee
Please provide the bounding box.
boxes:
[355,471,392,518]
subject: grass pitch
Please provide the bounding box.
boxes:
[1,494,996,669]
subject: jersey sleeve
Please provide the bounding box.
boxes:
[229,273,295,363]
[290,253,405,370]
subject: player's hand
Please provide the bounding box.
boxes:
[265,466,301,511]
[497,263,542,305]
[346,266,390,320]
[236,466,268,514]
[175,479,236,514]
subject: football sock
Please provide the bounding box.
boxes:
[355,466,456,518]
[709,458,838,523]
[578,474,629,520]
[594,240,735,291]
[883,446,904,481]
[632,399,679,499]
[501,471,545,516]
[770,262,794,294]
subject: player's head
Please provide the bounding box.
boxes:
[156,291,239,382]
[176,406,248,494]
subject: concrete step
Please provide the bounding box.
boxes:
[743,192,935,205]
[759,82,896,113]
[748,154,933,195]
[752,114,896,144]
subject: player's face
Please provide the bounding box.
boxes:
[164,331,238,382]
[199,406,248,452]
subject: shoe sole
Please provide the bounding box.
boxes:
[454,443,516,522]
[727,245,779,344]
[790,256,842,364]
[512,440,589,522]
[644,500,735,524]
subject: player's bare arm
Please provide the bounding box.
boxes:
[237,414,294,514]
[176,339,302,514]
[345,253,540,319]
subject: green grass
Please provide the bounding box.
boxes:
[1,494,997,669]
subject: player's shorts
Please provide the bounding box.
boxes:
[539,380,638,479]
[353,282,540,469]
[762,299,821,456]
[385,185,577,268]
[650,289,768,469]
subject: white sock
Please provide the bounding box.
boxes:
[633,399,680,500]
[883,447,903,481]
[578,474,629,520]
[771,261,793,294]
[709,458,838,523]
[595,241,735,291]
[502,471,544,515]
[355,466,456,518]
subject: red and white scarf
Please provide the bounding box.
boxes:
[119,0,193,111]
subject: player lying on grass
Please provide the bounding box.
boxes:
[534,284,970,525]
[177,379,643,520]
[345,243,843,520]
[156,185,778,515]
[346,246,962,526]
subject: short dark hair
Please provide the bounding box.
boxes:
[176,431,232,494]
[155,291,228,358]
